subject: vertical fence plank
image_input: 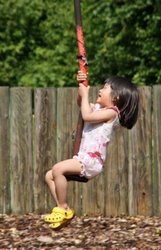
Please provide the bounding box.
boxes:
[0,87,10,213]
[128,87,152,216]
[56,87,67,161]
[56,88,77,161]
[104,128,129,216]
[34,88,57,213]
[152,85,161,216]
[10,88,33,214]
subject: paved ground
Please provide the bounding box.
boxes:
[0,214,161,249]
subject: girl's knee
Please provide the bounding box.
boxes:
[52,163,62,177]
[45,170,53,183]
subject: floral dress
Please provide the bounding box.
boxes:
[73,104,120,179]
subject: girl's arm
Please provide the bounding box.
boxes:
[79,84,117,123]
[76,70,88,107]
[77,94,81,107]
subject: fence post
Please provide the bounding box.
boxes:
[0,87,10,213]
[152,85,161,216]
[10,87,33,214]
[128,86,153,216]
[33,88,57,213]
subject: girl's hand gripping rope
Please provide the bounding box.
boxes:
[77,70,88,84]
[76,70,88,106]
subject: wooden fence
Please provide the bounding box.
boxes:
[0,86,161,217]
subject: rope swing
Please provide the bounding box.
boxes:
[66,0,88,182]
[73,0,88,155]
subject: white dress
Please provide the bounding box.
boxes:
[73,104,120,179]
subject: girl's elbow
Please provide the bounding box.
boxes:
[82,114,88,121]
[82,114,92,122]
[81,109,93,122]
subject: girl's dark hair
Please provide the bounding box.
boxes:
[104,76,139,129]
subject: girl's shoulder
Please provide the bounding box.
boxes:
[105,106,120,127]
[107,106,120,114]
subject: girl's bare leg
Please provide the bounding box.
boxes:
[45,170,59,206]
[52,158,82,210]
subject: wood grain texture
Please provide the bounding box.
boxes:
[0,87,10,213]
[152,85,161,216]
[128,87,152,216]
[0,86,160,216]
[34,88,57,213]
[10,87,33,214]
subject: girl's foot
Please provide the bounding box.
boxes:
[44,207,75,224]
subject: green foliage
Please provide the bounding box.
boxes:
[0,0,76,87]
[0,0,161,87]
[82,0,161,86]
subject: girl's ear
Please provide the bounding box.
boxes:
[112,96,119,105]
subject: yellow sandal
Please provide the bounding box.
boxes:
[44,207,75,224]
[49,208,75,229]
[50,218,73,229]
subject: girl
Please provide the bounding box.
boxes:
[44,71,139,229]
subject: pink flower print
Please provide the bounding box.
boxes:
[88,151,104,165]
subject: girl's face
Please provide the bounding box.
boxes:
[96,83,114,107]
